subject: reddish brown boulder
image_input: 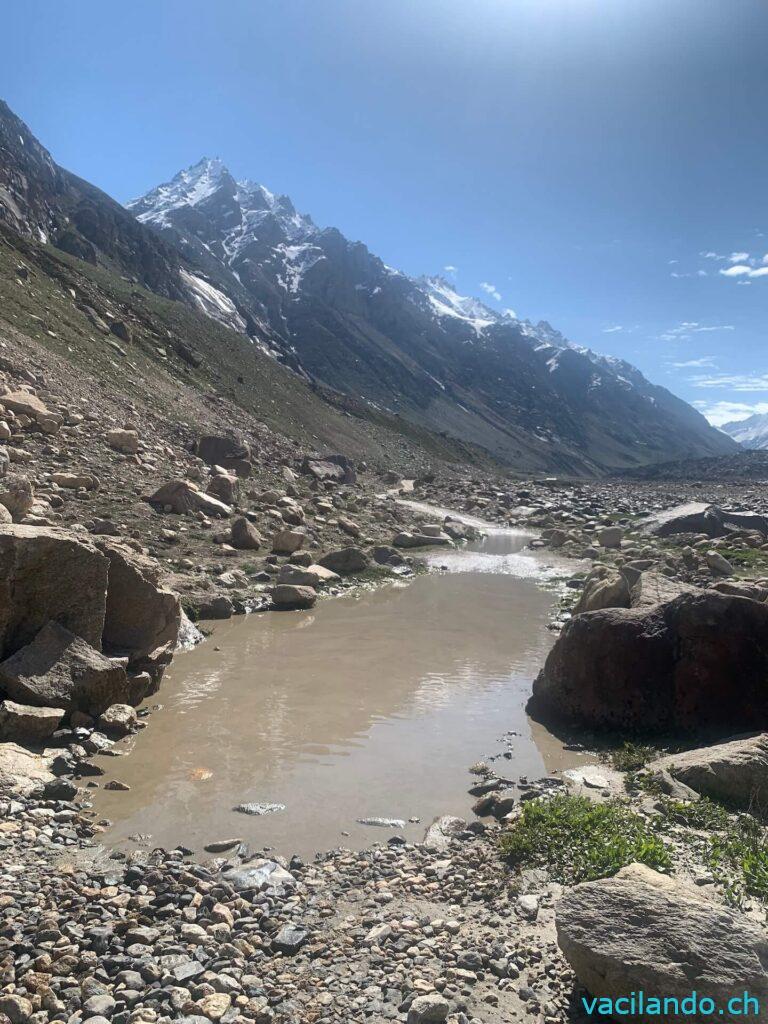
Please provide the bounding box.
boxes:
[530,592,768,733]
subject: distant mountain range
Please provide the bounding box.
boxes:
[721,412,768,450]
[0,100,737,473]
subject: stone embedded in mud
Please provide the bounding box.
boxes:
[207,471,239,505]
[0,621,130,717]
[0,525,108,657]
[0,699,65,743]
[233,802,286,816]
[195,596,234,620]
[423,815,466,851]
[556,864,768,1014]
[531,591,768,732]
[596,525,623,548]
[271,584,317,610]
[357,817,406,828]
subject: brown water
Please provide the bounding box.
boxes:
[94,516,585,858]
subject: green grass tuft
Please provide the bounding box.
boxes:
[499,794,672,885]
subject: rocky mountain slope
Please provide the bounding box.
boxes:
[129,156,736,472]
[0,99,736,473]
[721,411,768,449]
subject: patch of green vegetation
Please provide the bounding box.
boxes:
[660,797,732,831]
[708,818,768,905]
[499,794,672,885]
[726,547,768,575]
[624,770,664,796]
[607,741,660,773]
[656,797,768,906]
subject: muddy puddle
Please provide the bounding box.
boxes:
[94,514,588,858]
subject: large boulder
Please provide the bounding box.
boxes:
[393,531,453,548]
[147,479,231,517]
[0,621,130,716]
[196,435,252,477]
[271,584,317,610]
[0,743,54,796]
[0,525,108,657]
[640,503,768,539]
[0,700,65,743]
[652,733,768,812]
[301,454,356,485]
[556,864,768,1016]
[628,569,698,608]
[230,517,262,550]
[639,502,723,538]
[277,563,339,588]
[0,390,50,421]
[530,592,768,732]
[207,472,239,505]
[96,542,181,663]
[272,529,305,555]
[318,547,370,574]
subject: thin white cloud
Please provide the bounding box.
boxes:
[671,357,718,368]
[690,373,768,391]
[503,307,518,319]
[693,400,768,427]
[443,265,457,274]
[729,251,750,263]
[479,281,501,301]
[602,325,623,333]
[660,322,735,341]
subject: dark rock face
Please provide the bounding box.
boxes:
[126,154,737,474]
[97,541,181,663]
[530,592,768,733]
[196,435,252,476]
[0,100,186,300]
[0,621,130,717]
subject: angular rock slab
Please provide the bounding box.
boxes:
[97,541,181,662]
[652,732,768,812]
[0,700,65,743]
[0,525,108,657]
[557,864,768,1016]
[0,621,130,716]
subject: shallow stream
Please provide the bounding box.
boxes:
[94,507,586,858]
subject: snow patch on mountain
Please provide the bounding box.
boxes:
[721,412,768,449]
[180,270,247,333]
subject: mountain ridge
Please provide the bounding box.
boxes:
[0,104,737,474]
[721,412,768,450]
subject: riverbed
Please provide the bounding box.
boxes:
[94,514,587,858]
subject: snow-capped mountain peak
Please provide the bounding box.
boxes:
[721,412,768,450]
[416,276,498,332]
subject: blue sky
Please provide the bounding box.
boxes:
[3,0,767,425]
